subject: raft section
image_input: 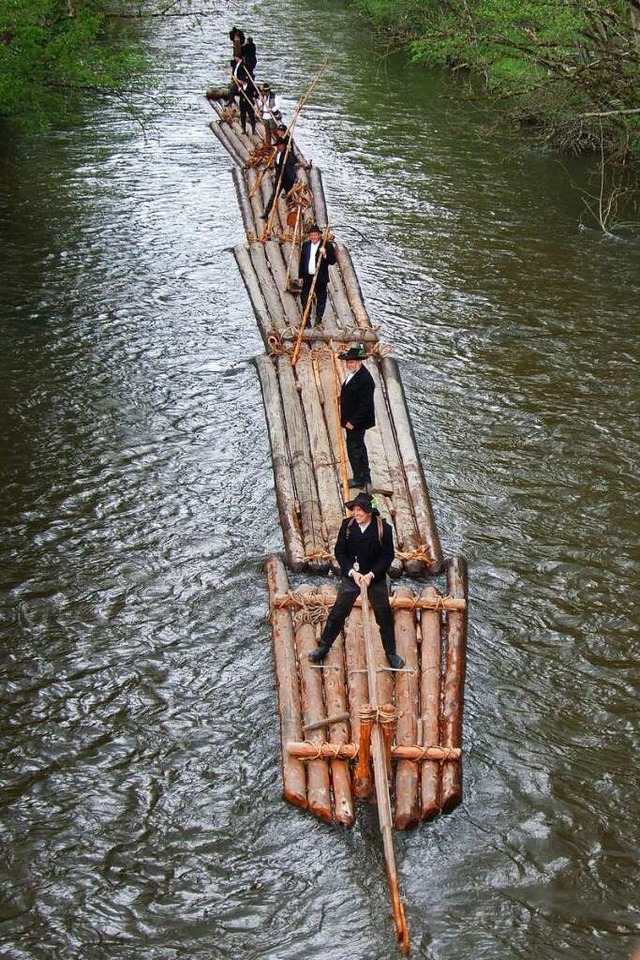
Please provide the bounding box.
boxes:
[206,93,468,821]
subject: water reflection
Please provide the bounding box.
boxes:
[1,1,638,958]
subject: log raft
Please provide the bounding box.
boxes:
[265,556,468,829]
[208,85,470,951]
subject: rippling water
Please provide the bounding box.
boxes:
[1,1,639,958]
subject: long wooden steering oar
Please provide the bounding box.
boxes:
[360,581,410,954]
[291,221,332,367]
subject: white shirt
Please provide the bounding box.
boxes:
[307,240,321,275]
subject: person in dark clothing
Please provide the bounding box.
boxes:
[298,223,337,327]
[231,57,257,134]
[260,139,297,220]
[229,26,245,65]
[242,36,257,76]
[338,344,375,489]
[308,492,404,669]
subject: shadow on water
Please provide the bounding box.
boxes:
[0,1,639,958]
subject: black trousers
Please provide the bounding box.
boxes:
[320,577,395,656]
[345,427,371,484]
[301,276,328,325]
[263,178,295,217]
[240,96,256,132]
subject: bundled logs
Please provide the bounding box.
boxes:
[265,557,467,827]
[208,88,468,836]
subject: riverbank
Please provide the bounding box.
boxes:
[351,0,640,230]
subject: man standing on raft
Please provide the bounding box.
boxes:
[308,492,404,670]
[298,223,336,328]
[339,343,375,490]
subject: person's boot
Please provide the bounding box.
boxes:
[387,652,405,670]
[308,644,331,664]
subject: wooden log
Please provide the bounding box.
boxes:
[245,168,268,234]
[303,711,350,733]
[354,705,374,798]
[335,242,372,329]
[276,356,328,572]
[234,245,271,340]
[327,262,357,332]
[367,361,422,576]
[249,244,288,334]
[255,357,306,571]
[343,603,367,757]
[360,584,409,952]
[380,356,444,575]
[281,328,379,344]
[209,121,246,168]
[294,356,344,565]
[295,593,333,822]
[307,165,329,229]
[441,556,468,812]
[393,587,420,830]
[231,168,258,239]
[272,592,466,611]
[315,350,350,503]
[263,240,300,328]
[264,556,306,809]
[419,584,443,821]
[287,743,461,761]
[220,117,251,165]
[317,585,354,826]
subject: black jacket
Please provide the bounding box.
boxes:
[298,239,336,283]
[340,364,375,430]
[274,148,297,193]
[334,516,394,582]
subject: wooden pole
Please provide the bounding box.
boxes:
[360,583,410,953]
[291,221,332,367]
[264,62,328,238]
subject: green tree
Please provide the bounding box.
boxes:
[0,0,147,129]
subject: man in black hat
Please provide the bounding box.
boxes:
[339,343,375,490]
[298,223,336,327]
[260,138,297,220]
[308,492,404,669]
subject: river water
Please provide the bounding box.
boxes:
[1,2,638,959]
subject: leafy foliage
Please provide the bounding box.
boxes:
[0,0,147,129]
[354,0,640,164]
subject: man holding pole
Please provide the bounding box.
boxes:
[339,343,375,490]
[298,223,336,328]
[260,138,297,221]
[308,492,404,669]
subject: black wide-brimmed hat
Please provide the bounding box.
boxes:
[338,344,367,361]
[345,492,379,515]
[307,223,321,234]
